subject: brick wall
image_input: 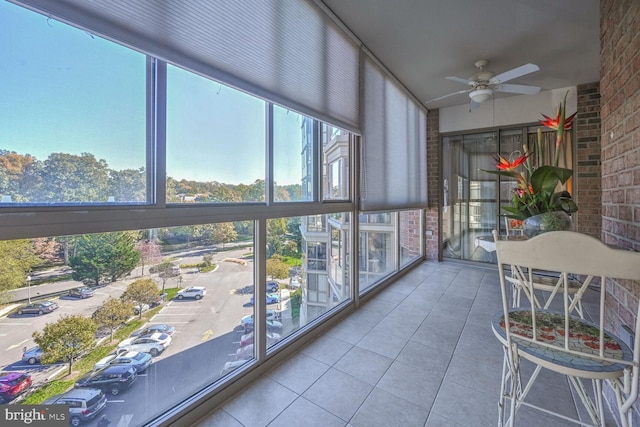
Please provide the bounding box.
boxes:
[425,109,439,260]
[600,0,640,423]
[575,82,602,238]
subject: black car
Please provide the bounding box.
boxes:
[74,365,137,396]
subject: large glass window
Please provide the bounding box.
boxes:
[0,3,429,426]
[0,2,147,205]
[400,210,423,267]
[273,106,313,202]
[322,124,350,200]
[166,65,266,203]
[358,212,396,292]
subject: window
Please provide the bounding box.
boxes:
[0,2,426,426]
[400,210,423,267]
[273,107,315,202]
[322,124,350,200]
[1,2,147,206]
[166,65,267,203]
[359,213,397,292]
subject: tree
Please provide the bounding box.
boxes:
[267,218,287,258]
[266,255,289,280]
[121,278,160,319]
[32,315,97,375]
[93,297,134,341]
[108,167,146,202]
[135,239,162,275]
[0,240,41,301]
[155,261,179,293]
[70,232,140,286]
[211,222,238,248]
[39,152,110,202]
[32,237,63,264]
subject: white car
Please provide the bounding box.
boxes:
[241,311,283,333]
[176,286,206,300]
[94,349,152,373]
[117,332,172,357]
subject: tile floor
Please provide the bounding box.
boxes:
[195,261,618,427]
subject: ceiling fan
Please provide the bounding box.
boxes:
[426,60,541,109]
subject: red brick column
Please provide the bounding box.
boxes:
[575,82,601,239]
[425,109,439,260]
[600,0,640,423]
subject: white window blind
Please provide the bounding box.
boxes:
[15,0,360,133]
[360,56,428,211]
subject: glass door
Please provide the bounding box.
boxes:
[442,132,498,262]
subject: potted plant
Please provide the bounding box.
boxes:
[485,91,578,237]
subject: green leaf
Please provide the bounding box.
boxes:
[530,166,572,195]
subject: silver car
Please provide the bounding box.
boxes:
[43,387,107,427]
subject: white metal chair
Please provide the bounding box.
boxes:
[504,217,524,236]
[491,229,640,427]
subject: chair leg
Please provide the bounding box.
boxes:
[499,345,522,426]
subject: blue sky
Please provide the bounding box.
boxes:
[0,1,302,185]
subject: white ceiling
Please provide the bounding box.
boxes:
[321,0,600,110]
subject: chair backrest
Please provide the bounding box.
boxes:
[492,229,640,371]
[504,217,524,236]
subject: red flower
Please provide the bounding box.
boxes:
[540,110,576,131]
[495,154,529,171]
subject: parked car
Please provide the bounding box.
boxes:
[0,372,32,402]
[176,286,206,300]
[236,344,254,360]
[17,301,58,315]
[220,360,247,376]
[249,293,280,305]
[265,281,280,292]
[241,312,283,333]
[94,350,152,373]
[133,303,150,315]
[289,277,300,289]
[131,323,175,337]
[117,332,172,357]
[239,331,281,347]
[21,346,43,365]
[43,388,107,427]
[68,287,95,299]
[74,365,137,396]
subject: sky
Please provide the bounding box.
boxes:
[0,1,303,185]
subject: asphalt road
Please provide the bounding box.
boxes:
[0,246,291,426]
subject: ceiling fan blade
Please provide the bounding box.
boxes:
[426,89,470,104]
[446,76,474,85]
[489,63,539,84]
[494,84,541,95]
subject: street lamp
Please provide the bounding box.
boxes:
[26,275,32,304]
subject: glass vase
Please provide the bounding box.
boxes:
[522,211,573,238]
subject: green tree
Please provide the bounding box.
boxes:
[108,168,146,202]
[0,240,41,301]
[70,232,140,286]
[32,315,97,375]
[266,255,289,280]
[156,261,179,293]
[267,218,287,257]
[121,278,160,319]
[211,222,238,248]
[39,153,110,202]
[93,297,134,341]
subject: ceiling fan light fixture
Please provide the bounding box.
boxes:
[469,88,492,103]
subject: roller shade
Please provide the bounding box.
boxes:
[360,56,428,211]
[14,0,360,133]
